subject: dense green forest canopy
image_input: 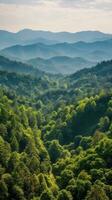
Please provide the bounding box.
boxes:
[0,59,112,200]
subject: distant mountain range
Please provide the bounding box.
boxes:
[28,56,96,74]
[0,54,95,75]
[1,39,112,62]
[0,29,112,49]
[0,29,112,75]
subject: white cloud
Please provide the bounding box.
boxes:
[58,0,112,10]
[0,0,112,10]
[0,0,112,32]
[0,0,36,3]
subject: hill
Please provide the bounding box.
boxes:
[28,56,96,74]
[0,29,111,49]
[0,55,44,77]
[0,59,111,104]
[0,59,112,200]
[1,39,112,64]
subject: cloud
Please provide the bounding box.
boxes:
[0,0,112,10]
[0,0,43,5]
[58,0,112,10]
[0,0,112,33]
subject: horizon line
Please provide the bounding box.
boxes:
[0,28,112,35]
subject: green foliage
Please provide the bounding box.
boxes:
[40,189,54,200]
[0,60,112,199]
[48,140,63,163]
[85,184,109,200]
[57,189,73,200]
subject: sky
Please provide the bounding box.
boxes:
[0,0,112,33]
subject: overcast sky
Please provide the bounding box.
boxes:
[0,0,112,33]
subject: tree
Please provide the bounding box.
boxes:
[57,189,73,200]
[85,184,109,200]
[0,123,7,139]
[59,169,74,188]
[40,189,54,200]
[11,135,19,152]
[98,116,110,131]
[0,136,11,167]
[48,140,63,163]
[0,180,8,200]
[12,185,25,200]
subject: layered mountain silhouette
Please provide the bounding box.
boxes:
[0,39,112,67]
[1,39,112,62]
[0,29,111,49]
[0,29,112,75]
[28,56,96,74]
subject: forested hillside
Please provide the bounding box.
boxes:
[0,60,112,200]
[0,56,44,77]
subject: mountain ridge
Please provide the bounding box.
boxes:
[1,39,112,63]
[0,29,111,49]
[0,55,44,77]
[28,56,96,74]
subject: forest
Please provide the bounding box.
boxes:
[0,59,112,200]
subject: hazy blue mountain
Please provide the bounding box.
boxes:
[0,30,18,49]
[0,55,43,77]
[28,56,96,74]
[0,43,60,60]
[0,29,59,50]
[0,29,111,49]
[1,39,112,62]
[88,50,112,62]
[24,37,59,45]
[17,29,112,42]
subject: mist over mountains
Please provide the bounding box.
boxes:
[27,56,96,74]
[0,29,112,50]
[0,29,112,74]
[0,55,44,77]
